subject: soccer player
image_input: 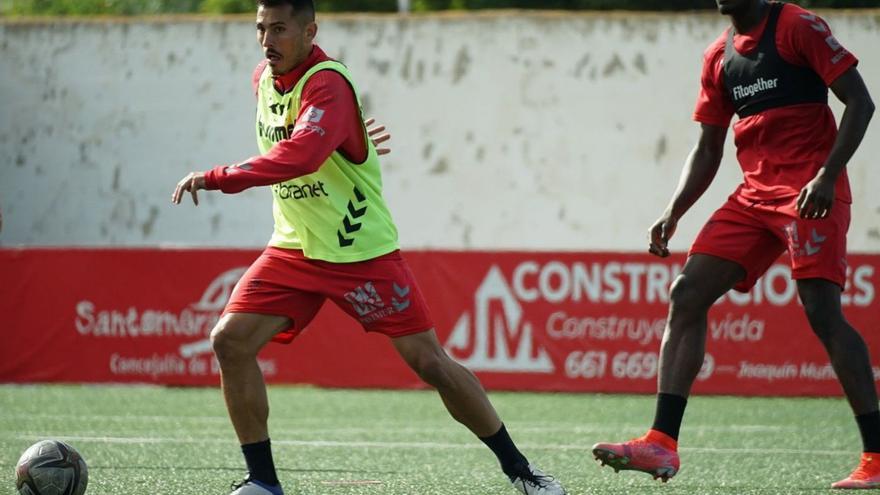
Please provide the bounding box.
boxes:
[171,1,566,494]
[591,0,876,489]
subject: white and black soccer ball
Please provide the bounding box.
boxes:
[15,440,88,495]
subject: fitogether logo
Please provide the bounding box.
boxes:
[444,266,554,373]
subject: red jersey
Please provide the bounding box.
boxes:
[693,3,857,203]
[205,45,367,193]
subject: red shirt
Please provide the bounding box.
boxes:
[693,3,857,203]
[205,45,367,193]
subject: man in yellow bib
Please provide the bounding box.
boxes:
[171,1,566,494]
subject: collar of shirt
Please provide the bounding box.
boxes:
[272,44,331,94]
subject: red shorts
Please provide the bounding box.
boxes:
[690,195,850,292]
[224,247,434,344]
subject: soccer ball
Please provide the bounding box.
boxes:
[15,440,88,495]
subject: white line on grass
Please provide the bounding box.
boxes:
[12,434,857,457]
[0,414,833,433]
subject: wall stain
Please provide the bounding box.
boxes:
[450,213,472,248]
[603,54,625,77]
[416,60,425,82]
[400,45,413,81]
[654,135,667,162]
[369,58,390,76]
[633,53,647,75]
[141,206,159,237]
[868,228,880,240]
[211,213,222,234]
[429,158,449,175]
[573,53,591,78]
[452,46,471,84]
[112,166,121,191]
[422,142,434,159]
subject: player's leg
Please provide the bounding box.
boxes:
[212,312,290,495]
[212,313,290,444]
[798,280,880,489]
[328,250,564,493]
[593,198,784,482]
[799,279,877,415]
[392,329,500,435]
[392,330,566,495]
[592,254,743,480]
[800,279,880,490]
[217,248,326,495]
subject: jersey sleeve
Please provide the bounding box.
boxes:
[776,6,858,86]
[692,39,735,128]
[204,70,359,194]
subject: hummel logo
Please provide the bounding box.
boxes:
[393,283,410,297]
[338,187,368,248]
[804,229,827,256]
[392,283,411,312]
[800,14,827,33]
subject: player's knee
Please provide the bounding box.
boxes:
[413,354,454,389]
[802,299,845,341]
[210,321,254,363]
[668,275,712,315]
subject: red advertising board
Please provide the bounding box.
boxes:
[1,248,877,396]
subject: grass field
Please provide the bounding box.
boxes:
[0,385,866,494]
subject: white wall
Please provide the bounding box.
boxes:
[1,11,878,251]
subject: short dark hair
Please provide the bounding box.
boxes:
[257,0,315,22]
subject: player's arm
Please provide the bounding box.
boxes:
[797,67,874,219]
[172,73,355,205]
[649,124,727,258]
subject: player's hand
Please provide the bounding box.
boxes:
[172,172,207,206]
[797,171,835,220]
[365,118,391,156]
[648,213,678,258]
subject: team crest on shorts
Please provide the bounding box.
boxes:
[344,281,412,324]
[344,281,385,317]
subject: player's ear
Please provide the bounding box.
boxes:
[304,21,317,43]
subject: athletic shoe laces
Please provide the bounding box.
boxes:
[850,456,879,481]
[515,468,557,488]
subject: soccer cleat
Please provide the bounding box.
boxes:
[509,464,567,495]
[591,429,680,482]
[832,453,880,489]
[229,476,284,495]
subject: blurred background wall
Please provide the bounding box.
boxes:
[1,10,878,252]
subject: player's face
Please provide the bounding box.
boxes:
[256,4,317,76]
[715,0,754,15]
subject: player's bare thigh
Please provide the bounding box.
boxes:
[211,312,292,357]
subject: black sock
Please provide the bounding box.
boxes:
[241,439,280,487]
[651,393,688,441]
[479,424,529,478]
[856,411,880,453]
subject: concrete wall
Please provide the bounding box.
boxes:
[1,11,878,251]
